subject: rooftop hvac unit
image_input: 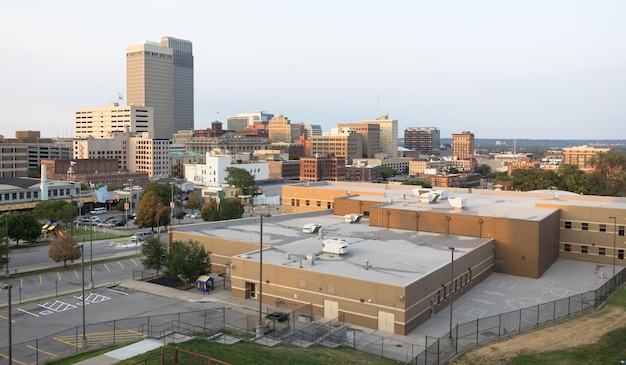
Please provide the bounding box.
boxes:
[449,197,467,209]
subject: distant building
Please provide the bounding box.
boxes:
[267,115,301,144]
[41,159,149,190]
[562,145,611,172]
[337,123,381,158]
[452,131,475,160]
[303,124,322,138]
[267,160,301,180]
[184,133,272,155]
[404,127,440,156]
[345,163,381,182]
[311,131,362,165]
[184,153,269,188]
[0,144,28,178]
[363,114,398,158]
[75,103,154,138]
[1,131,71,171]
[160,37,194,132]
[227,111,274,132]
[300,155,346,182]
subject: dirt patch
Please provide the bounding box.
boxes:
[449,306,626,365]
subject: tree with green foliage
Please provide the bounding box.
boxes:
[588,150,626,197]
[380,166,396,181]
[142,182,173,205]
[140,236,167,275]
[48,235,81,267]
[185,192,203,212]
[509,169,560,191]
[136,191,171,231]
[401,179,432,188]
[8,212,41,245]
[220,199,245,220]
[165,240,211,280]
[201,200,221,221]
[33,200,67,222]
[476,164,495,179]
[225,167,257,197]
[557,164,587,194]
[0,217,9,272]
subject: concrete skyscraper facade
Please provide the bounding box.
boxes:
[404,127,440,156]
[160,37,194,133]
[126,41,173,139]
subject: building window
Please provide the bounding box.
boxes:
[564,221,572,229]
[620,226,625,237]
[581,223,589,231]
[599,247,606,256]
[305,200,310,206]
[619,250,624,260]
[327,202,331,209]
[291,199,295,206]
[564,244,571,252]
[581,245,588,254]
[599,224,606,232]
[316,201,321,207]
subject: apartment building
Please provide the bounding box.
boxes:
[300,155,346,182]
[404,127,440,156]
[562,145,611,172]
[311,131,362,164]
[363,114,398,158]
[337,122,381,158]
[75,103,154,139]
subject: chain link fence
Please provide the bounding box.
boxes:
[407,267,626,365]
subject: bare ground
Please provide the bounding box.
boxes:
[448,306,626,365]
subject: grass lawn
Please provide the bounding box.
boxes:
[43,338,401,365]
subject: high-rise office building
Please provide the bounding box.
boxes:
[160,37,194,132]
[404,127,440,156]
[363,114,398,158]
[126,41,173,139]
[126,38,195,140]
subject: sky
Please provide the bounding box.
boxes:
[1,1,624,140]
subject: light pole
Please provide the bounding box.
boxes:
[446,215,451,235]
[609,216,617,289]
[1,284,12,365]
[257,215,265,335]
[448,246,455,339]
[76,244,87,349]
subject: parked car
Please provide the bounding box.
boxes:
[74,216,91,224]
[98,219,122,228]
[90,216,101,224]
[90,207,106,215]
[131,231,153,242]
[186,212,199,219]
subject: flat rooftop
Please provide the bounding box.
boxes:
[174,213,491,287]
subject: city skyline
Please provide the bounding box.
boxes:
[1,1,624,140]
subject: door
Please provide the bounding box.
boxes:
[324,299,338,319]
[378,310,395,333]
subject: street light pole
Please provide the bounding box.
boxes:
[448,246,455,339]
[1,284,12,365]
[77,244,87,349]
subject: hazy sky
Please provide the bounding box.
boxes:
[1,1,624,140]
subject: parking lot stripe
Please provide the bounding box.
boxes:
[104,263,110,272]
[0,353,28,365]
[17,308,39,317]
[57,272,61,281]
[26,345,57,358]
[118,262,125,270]
[0,315,16,323]
[73,269,78,278]
[131,258,139,267]
[39,275,42,285]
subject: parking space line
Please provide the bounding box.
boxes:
[0,315,16,323]
[57,272,61,281]
[0,353,29,365]
[17,308,39,317]
[106,287,129,295]
[38,300,77,312]
[131,258,139,267]
[39,275,42,285]
[73,269,78,278]
[104,263,110,272]
[118,262,125,270]
[26,345,58,359]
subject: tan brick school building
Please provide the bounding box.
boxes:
[168,182,625,335]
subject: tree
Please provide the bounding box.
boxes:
[557,164,587,194]
[0,217,9,272]
[136,191,171,231]
[140,236,167,275]
[165,240,211,280]
[185,192,202,212]
[380,166,396,181]
[48,235,81,267]
[142,182,173,205]
[588,150,626,197]
[220,199,244,220]
[33,200,67,222]
[201,200,220,221]
[225,167,257,197]
[509,169,559,191]
[8,212,41,245]
[476,164,494,179]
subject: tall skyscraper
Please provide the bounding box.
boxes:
[126,37,194,139]
[404,127,440,156]
[160,37,194,132]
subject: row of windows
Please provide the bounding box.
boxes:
[433,269,473,307]
[291,199,332,209]
[564,221,625,235]
[564,244,625,259]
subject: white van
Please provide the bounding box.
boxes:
[131,231,153,242]
[90,207,106,215]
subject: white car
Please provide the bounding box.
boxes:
[186,212,199,219]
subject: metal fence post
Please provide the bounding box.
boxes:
[498,314,501,339]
